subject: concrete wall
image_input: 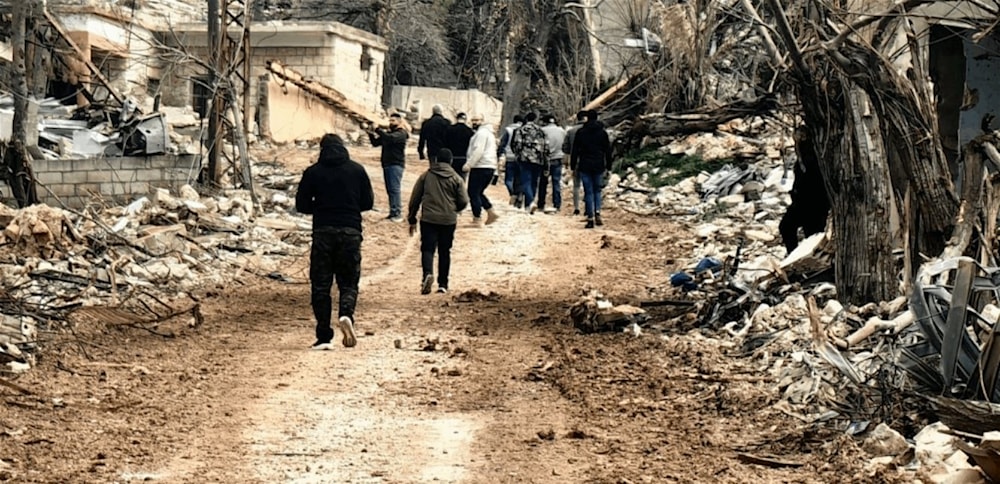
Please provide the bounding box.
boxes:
[159,21,388,135]
[391,86,503,129]
[32,155,195,208]
[264,80,357,143]
[60,12,159,101]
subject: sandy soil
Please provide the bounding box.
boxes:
[0,145,884,483]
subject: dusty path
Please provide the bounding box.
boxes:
[149,158,602,483]
[3,147,879,483]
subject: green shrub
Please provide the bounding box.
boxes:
[616,147,732,187]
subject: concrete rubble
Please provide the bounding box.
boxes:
[0,160,312,374]
[595,114,1000,482]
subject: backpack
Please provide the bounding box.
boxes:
[510,123,548,165]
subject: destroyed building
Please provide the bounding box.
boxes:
[0,1,390,206]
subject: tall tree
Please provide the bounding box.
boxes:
[4,0,39,207]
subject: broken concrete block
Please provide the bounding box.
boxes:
[717,194,745,205]
[695,224,719,238]
[183,199,209,213]
[862,423,910,457]
[744,229,774,243]
[150,187,183,210]
[255,218,299,231]
[179,184,200,201]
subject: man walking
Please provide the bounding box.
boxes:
[407,148,469,295]
[295,134,374,350]
[466,114,500,226]
[367,113,408,222]
[570,110,612,228]
[497,114,524,208]
[562,111,586,216]
[538,114,567,213]
[510,112,549,214]
[418,104,450,162]
[445,112,475,177]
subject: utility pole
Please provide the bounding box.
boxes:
[5,0,39,207]
[206,0,222,187]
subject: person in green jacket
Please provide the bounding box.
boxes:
[407,148,470,294]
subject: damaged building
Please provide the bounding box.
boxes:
[0,1,389,206]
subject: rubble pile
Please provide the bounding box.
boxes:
[0,162,312,375]
[598,115,1000,481]
[0,95,185,159]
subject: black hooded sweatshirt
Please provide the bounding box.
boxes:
[295,143,375,232]
[570,120,613,174]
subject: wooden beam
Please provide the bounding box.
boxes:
[265,60,386,127]
[42,8,124,105]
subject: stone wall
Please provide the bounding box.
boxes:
[31,155,196,207]
[391,86,503,129]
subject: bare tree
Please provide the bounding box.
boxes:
[3,0,39,207]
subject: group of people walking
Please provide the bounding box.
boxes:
[499,109,613,228]
[295,105,613,349]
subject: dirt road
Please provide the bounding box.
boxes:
[2,148,878,483]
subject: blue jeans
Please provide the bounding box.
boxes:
[572,170,582,212]
[504,160,521,196]
[383,164,404,218]
[519,162,544,208]
[467,168,495,218]
[536,161,562,210]
[580,171,603,218]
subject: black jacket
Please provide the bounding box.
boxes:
[570,121,612,174]
[295,143,375,231]
[445,123,474,160]
[368,127,408,166]
[418,114,450,159]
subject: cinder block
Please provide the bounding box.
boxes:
[75,183,102,196]
[47,183,76,198]
[134,169,163,182]
[70,158,102,172]
[33,171,62,185]
[62,171,90,184]
[86,170,111,183]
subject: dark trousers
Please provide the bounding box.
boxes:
[310,227,363,342]
[504,160,521,197]
[420,221,456,289]
[519,161,544,207]
[536,161,563,210]
[468,168,495,218]
[451,157,469,182]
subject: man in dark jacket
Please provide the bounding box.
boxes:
[418,104,450,162]
[570,110,612,229]
[295,134,375,350]
[407,149,470,295]
[445,112,475,177]
[367,113,409,221]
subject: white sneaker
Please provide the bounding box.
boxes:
[335,316,357,348]
[311,341,333,351]
[528,203,537,215]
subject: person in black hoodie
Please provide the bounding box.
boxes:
[296,134,375,350]
[418,104,450,162]
[367,113,409,221]
[570,110,613,229]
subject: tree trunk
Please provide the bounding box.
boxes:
[5,0,38,207]
[499,1,559,127]
[835,87,897,303]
